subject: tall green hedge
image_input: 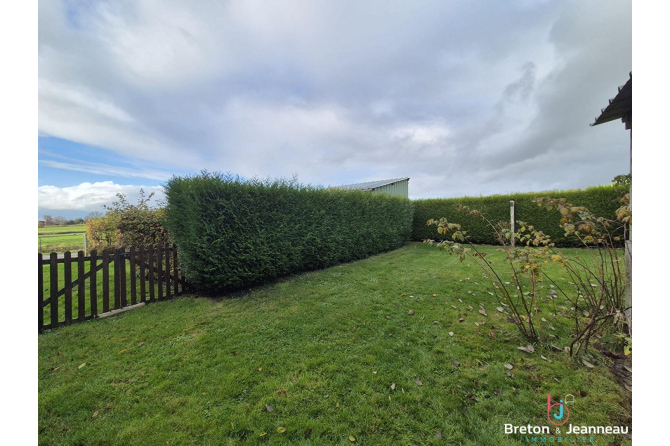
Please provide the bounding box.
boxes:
[412,185,623,247]
[164,173,414,293]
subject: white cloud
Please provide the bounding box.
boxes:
[38,0,631,200]
[38,181,164,212]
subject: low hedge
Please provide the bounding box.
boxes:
[164,173,414,293]
[412,185,623,247]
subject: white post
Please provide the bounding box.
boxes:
[84,233,88,256]
[510,200,515,248]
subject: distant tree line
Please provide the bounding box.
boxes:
[41,211,107,226]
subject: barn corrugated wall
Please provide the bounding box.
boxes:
[371,179,408,198]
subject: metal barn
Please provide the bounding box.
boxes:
[332,177,409,198]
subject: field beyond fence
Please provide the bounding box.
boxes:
[38,224,87,254]
[38,244,186,332]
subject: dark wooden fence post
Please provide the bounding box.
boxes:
[77,251,85,321]
[114,248,121,310]
[90,250,98,317]
[165,243,171,298]
[102,249,110,313]
[148,246,155,303]
[157,246,163,301]
[38,253,43,332]
[64,252,73,325]
[130,246,137,305]
[50,253,59,329]
[120,247,127,307]
[139,247,146,303]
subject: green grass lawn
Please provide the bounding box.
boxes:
[39,225,87,253]
[38,243,631,445]
[39,224,87,235]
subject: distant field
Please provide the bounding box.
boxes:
[39,224,87,254]
[38,224,86,234]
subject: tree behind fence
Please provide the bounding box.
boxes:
[38,244,186,332]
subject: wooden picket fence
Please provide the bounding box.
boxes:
[38,244,187,332]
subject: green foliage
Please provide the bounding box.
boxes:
[534,196,630,355]
[85,215,118,250]
[164,172,414,293]
[426,209,556,342]
[85,190,170,250]
[105,190,170,248]
[612,173,631,191]
[412,185,623,247]
[425,195,630,356]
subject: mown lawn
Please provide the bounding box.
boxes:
[39,224,87,235]
[38,243,631,445]
[39,225,87,253]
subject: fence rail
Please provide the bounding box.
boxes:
[38,244,186,332]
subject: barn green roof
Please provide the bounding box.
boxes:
[332,177,410,191]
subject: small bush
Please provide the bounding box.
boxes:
[85,190,170,250]
[85,215,118,250]
[412,185,623,247]
[164,173,414,293]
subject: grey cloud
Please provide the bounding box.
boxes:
[39,0,631,199]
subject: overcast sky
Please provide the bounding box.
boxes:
[38,0,632,218]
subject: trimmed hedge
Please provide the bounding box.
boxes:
[412,185,623,247]
[164,173,414,293]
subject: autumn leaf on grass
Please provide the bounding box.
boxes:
[407,310,415,315]
[92,411,99,419]
[277,427,286,434]
[265,404,274,412]
[390,383,396,391]
[78,363,86,369]
[517,345,535,353]
[349,435,357,442]
[479,309,488,317]
[415,378,423,386]
[503,364,513,370]
[582,359,595,368]
[453,361,461,367]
